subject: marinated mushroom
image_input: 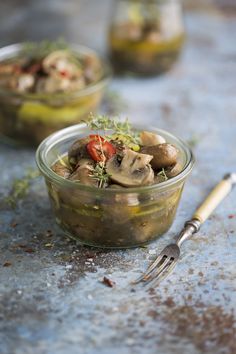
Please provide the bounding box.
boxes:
[52,161,71,178]
[68,137,91,167]
[0,41,103,95]
[106,149,154,187]
[165,161,182,178]
[52,116,183,189]
[140,131,166,146]
[68,158,97,186]
[141,143,178,170]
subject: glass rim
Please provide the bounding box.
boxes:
[0,43,112,101]
[36,123,195,195]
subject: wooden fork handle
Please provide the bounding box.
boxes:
[192,173,236,224]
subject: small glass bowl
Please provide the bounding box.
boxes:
[36,123,194,249]
[0,43,111,146]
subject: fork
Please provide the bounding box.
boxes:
[133,173,236,286]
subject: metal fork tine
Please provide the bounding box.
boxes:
[142,256,171,283]
[151,259,177,287]
[132,253,164,284]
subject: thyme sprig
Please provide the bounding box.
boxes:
[92,162,111,188]
[87,113,140,146]
[5,168,40,208]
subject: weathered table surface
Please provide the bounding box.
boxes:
[0,4,236,354]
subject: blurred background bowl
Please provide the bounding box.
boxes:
[0,43,111,146]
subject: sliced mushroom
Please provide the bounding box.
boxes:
[141,143,178,170]
[52,161,71,178]
[106,149,154,187]
[140,131,166,146]
[10,74,35,93]
[36,75,85,93]
[68,137,91,167]
[165,161,182,178]
[42,50,81,77]
[68,158,97,186]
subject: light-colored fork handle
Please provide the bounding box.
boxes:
[193,173,236,224]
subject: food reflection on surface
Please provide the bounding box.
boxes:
[46,116,187,248]
[0,41,108,145]
[109,0,185,75]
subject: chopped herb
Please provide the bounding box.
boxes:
[5,168,40,208]
[157,168,168,181]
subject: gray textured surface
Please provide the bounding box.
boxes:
[0,3,236,354]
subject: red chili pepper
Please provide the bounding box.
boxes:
[86,135,116,162]
[59,70,69,78]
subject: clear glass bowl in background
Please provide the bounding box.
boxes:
[0,43,111,146]
[36,123,194,249]
[109,0,185,76]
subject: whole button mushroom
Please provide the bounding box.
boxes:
[140,131,166,146]
[141,143,178,170]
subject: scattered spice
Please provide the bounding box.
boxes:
[45,243,53,248]
[163,304,236,353]
[163,297,176,308]
[45,230,53,237]
[160,103,172,116]
[3,261,12,267]
[24,247,35,253]
[102,276,116,288]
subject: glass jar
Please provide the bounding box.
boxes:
[36,123,194,249]
[0,44,111,146]
[108,0,185,75]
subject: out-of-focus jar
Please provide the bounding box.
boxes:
[109,0,185,76]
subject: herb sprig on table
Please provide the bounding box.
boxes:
[5,168,40,208]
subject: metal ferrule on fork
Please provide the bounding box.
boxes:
[176,219,201,247]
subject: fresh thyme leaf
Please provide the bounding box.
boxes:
[157,168,168,181]
[91,162,111,188]
[5,168,40,208]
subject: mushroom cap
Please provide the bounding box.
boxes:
[106,149,154,187]
[68,137,91,167]
[141,143,178,170]
[140,131,166,146]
